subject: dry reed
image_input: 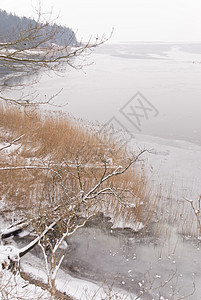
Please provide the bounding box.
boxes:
[0,105,154,227]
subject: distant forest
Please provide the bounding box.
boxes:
[0,9,78,47]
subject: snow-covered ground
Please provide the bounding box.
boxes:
[0,268,50,299]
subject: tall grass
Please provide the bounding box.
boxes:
[0,105,154,227]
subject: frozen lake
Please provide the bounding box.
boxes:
[19,42,201,146]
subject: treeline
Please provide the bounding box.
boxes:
[0,9,78,47]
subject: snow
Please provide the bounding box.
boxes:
[1,222,28,238]
[0,48,45,56]
[0,142,20,153]
[60,240,68,250]
[0,245,19,270]
[24,49,45,55]
[0,269,50,299]
[111,218,144,231]
[18,230,30,238]
[0,245,50,299]
[21,252,138,300]
[131,133,201,201]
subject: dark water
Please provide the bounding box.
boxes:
[62,215,201,299]
[12,209,201,299]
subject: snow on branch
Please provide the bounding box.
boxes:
[0,134,25,151]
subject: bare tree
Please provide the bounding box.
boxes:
[0,8,110,106]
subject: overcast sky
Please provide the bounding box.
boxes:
[1,0,201,43]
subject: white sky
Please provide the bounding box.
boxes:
[1,0,201,43]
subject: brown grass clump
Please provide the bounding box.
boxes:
[0,105,154,227]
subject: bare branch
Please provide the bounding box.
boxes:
[83,149,148,202]
[19,220,58,257]
[0,134,25,151]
